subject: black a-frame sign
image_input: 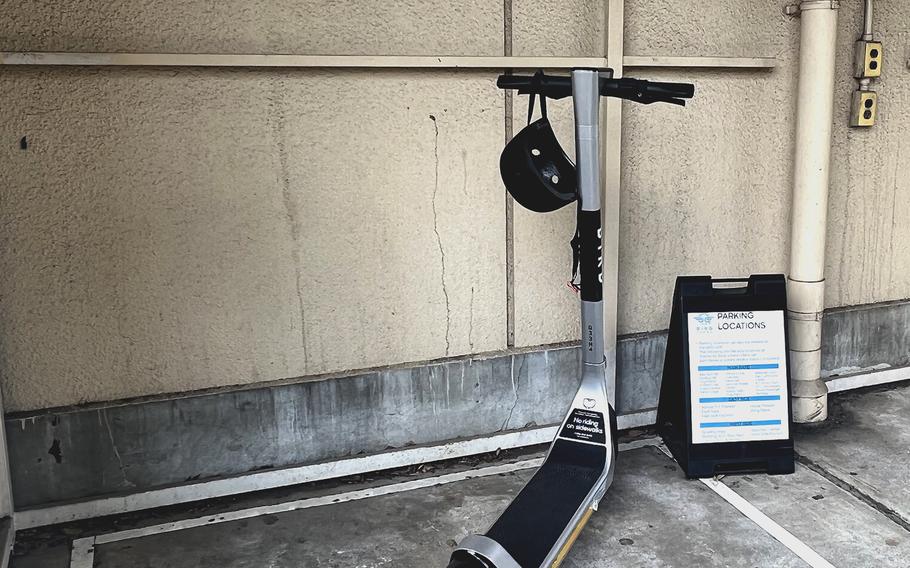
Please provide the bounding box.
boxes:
[657,275,795,478]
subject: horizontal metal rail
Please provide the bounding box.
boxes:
[0,53,777,69]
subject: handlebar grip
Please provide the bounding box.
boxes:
[496,74,574,99]
[496,75,532,90]
[642,81,695,100]
[600,78,694,105]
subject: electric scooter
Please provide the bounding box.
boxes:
[447,68,694,568]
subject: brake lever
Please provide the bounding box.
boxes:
[515,87,573,100]
[621,93,687,106]
[651,97,687,106]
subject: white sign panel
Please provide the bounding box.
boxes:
[687,310,789,444]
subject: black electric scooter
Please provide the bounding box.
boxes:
[448,69,694,568]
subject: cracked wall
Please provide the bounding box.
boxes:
[0,66,507,411]
[1,0,910,411]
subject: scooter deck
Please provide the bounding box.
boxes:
[484,439,606,567]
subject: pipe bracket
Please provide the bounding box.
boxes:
[791,378,829,398]
[787,309,824,322]
[785,1,840,16]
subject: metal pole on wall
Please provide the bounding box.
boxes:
[602,0,624,408]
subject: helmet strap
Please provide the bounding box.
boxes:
[525,70,578,290]
[526,70,548,124]
[569,203,582,293]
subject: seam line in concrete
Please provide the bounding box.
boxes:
[824,297,910,314]
[796,453,910,533]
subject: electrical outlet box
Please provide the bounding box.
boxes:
[854,40,883,79]
[850,90,877,127]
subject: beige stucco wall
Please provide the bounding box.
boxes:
[513,1,799,344]
[827,1,910,307]
[1,0,909,411]
[619,1,799,334]
[0,1,503,55]
[0,67,507,410]
[513,0,910,345]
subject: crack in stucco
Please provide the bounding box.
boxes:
[270,79,309,371]
[430,115,451,355]
[501,355,525,431]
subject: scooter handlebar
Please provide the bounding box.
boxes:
[496,73,694,106]
[496,74,573,99]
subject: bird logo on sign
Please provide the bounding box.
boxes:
[694,313,714,331]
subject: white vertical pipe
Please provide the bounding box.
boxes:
[788,1,839,423]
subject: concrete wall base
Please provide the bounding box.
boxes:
[6,299,910,509]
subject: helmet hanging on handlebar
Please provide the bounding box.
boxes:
[500,73,577,213]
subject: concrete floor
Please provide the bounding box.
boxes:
[11,381,910,567]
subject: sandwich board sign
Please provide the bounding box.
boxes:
[657,275,795,478]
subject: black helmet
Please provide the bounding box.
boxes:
[500,85,577,213]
